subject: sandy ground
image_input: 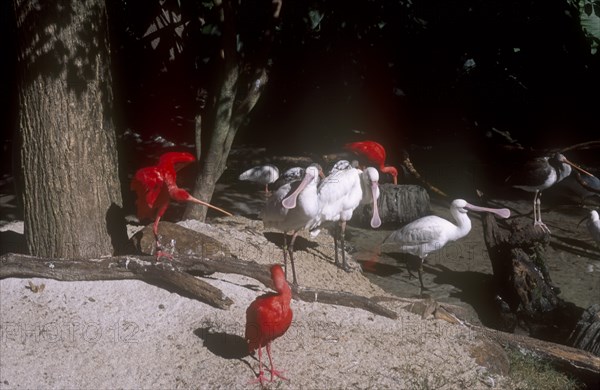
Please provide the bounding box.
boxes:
[0,216,518,389]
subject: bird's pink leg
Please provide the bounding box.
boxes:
[153,208,173,261]
[249,345,268,385]
[266,342,288,382]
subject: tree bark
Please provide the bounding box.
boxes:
[184,0,278,221]
[13,1,127,257]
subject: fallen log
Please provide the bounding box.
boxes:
[470,323,600,387]
[0,253,233,309]
[0,253,397,319]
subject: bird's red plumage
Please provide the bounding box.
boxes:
[245,264,292,353]
[344,140,387,167]
[130,152,196,221]
[344,140,398,184]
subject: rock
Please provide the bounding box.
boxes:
[131,221,231,258]
[468,337,510,376]
[352,184,430,227]
[569,304,600,357]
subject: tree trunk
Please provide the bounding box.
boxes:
[183,0,279,221]
[14,0,127,258]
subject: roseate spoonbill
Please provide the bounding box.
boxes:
[345,140,399,184]
[310,161,381,270]
[383,199,510,289]
[239,164,280,193]
[262,165,322,284]
[131,152,232,260]
[506,153,592,232]
[245,264,293,385]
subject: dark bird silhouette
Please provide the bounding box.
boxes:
[245,264,293,385]
[506,153,592,232]
[131,152,232,259]
[344,140,399,184]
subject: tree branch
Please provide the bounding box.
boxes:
[0,253,397,319]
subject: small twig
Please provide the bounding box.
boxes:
[400,152,448,197]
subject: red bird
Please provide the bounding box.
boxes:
[131,152,232,259]
[245,264,293,385]
[344,140,399,184]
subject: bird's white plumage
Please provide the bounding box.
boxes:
[385,200,473,258]
[386,216,461,258]
[239,164,280,185]
[588,210,600,243]
[311,164,363,227]
[262,166,320,233]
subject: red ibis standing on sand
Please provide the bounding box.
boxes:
[309,161,381,271]
[506,153,592,233]
[345,140,399,184]
[131,152,233,260]
[245,264,293,385]
[238,164,280,194]
[383,199,510,290]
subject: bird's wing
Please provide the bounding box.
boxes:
[130,167,165,219]
[385,216,450,245]
[505,157,551,187]
[261,184,291,224]
[245,294,291,347]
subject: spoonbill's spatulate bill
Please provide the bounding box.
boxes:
[384,199,510,290]
[507,153,592,233]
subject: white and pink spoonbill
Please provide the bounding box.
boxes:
[383,199,510,289]
[239,164,280,194]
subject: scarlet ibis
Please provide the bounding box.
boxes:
[309,161,381,270]
[131,152,232,259]
[345,140,399,184]
[238,164,280,193]
[262,165,322,284]
[383,199,510,289]
[245,264,293,385]
[506,153,592,232]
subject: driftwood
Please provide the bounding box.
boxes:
[471,323,600,387]
[0,252,397,319]
[0,253,234,309]
[569,304,600,357]
[480,214,583,341]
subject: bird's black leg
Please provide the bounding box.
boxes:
[282,233,289,278]
[333,225,339,266]
[417,264,427,291]
[288,231,300,285]
[340,220,350,271]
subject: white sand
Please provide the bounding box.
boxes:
[0,217,514,389]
